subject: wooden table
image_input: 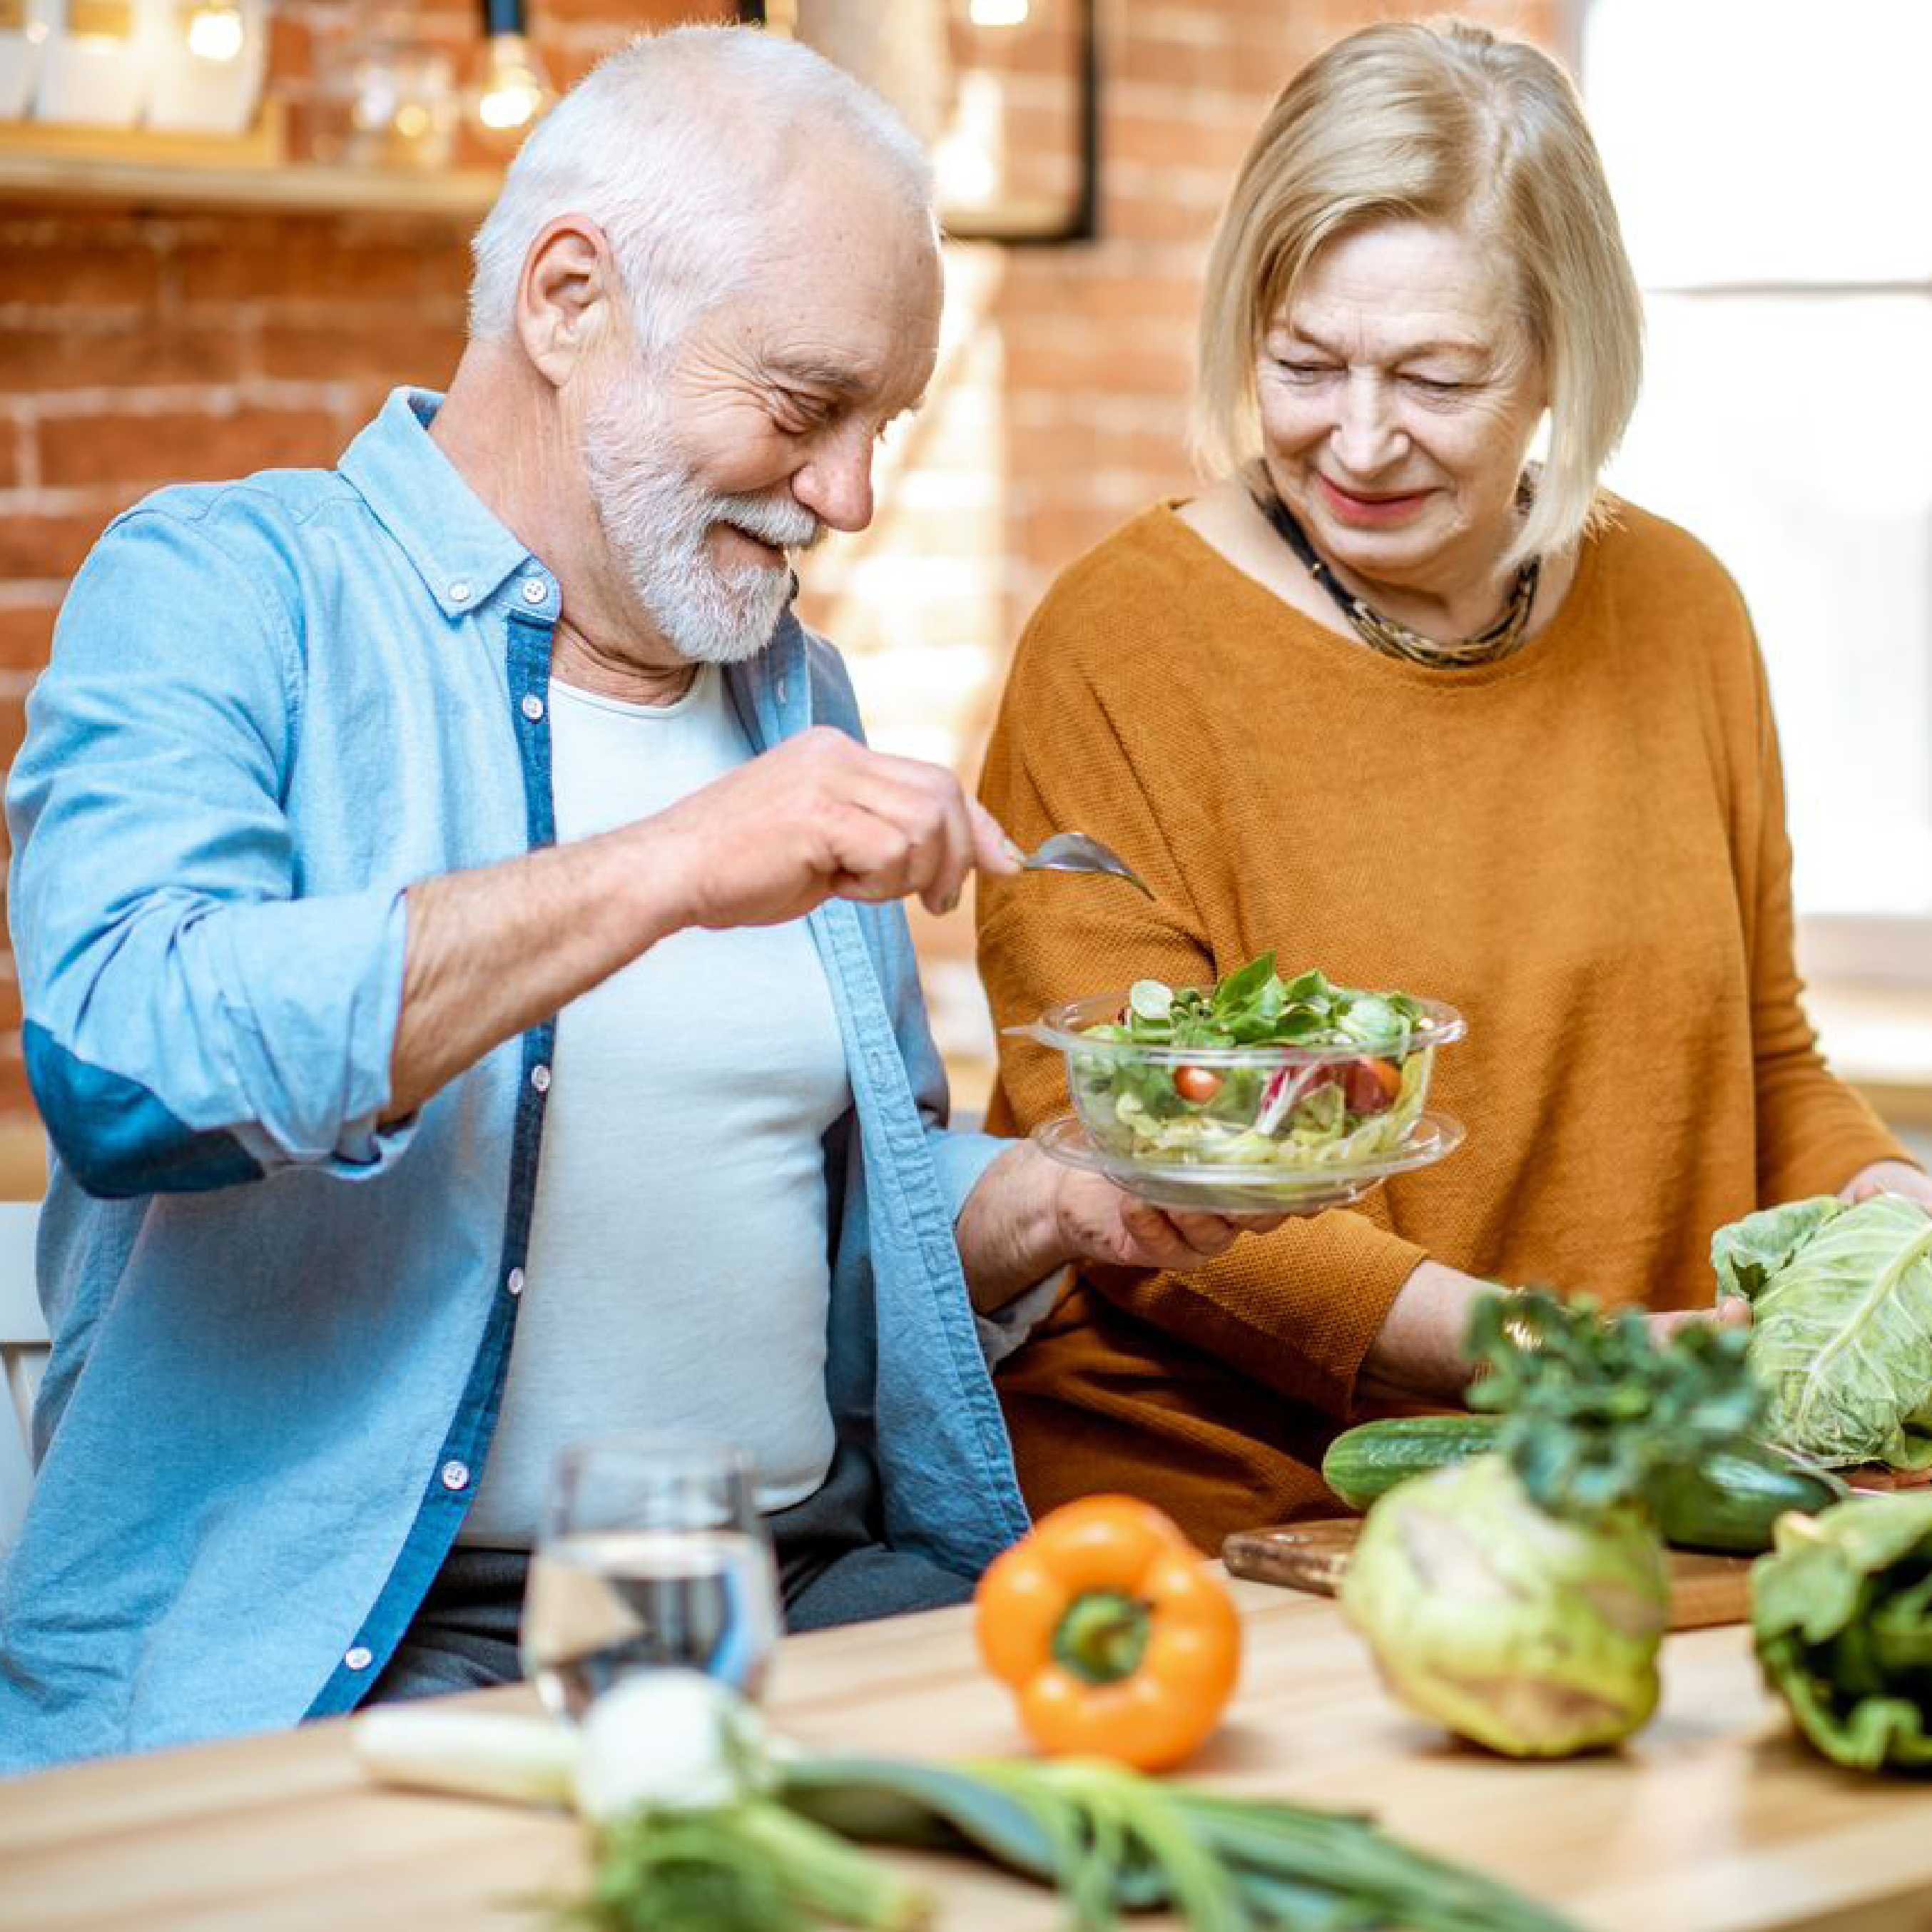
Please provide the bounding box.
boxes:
[3,1580,1930,1932]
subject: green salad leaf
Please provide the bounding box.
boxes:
[1753,1492,1932,1772]
[1712,1194,1932,1469]
[1073,954,1440,1172]
[1101,953,1427,1055]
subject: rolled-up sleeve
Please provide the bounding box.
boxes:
[7,502,414,1197]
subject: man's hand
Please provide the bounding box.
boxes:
[648,726,1017,929]
[952,1142,1283,1315]
[387,731,1017,1117]
[1050,1167,1287,1273]
[1841,1159,1932,1215]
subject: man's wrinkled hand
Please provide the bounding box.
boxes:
[1053,1166,1287,1272]
[647,725,1017,930]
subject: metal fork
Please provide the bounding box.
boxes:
[1004,830,1154,899]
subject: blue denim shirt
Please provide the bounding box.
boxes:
[0,389,1032,1771]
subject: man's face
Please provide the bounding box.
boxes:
[581,164,942,666]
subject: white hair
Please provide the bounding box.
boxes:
[467,24,935,356]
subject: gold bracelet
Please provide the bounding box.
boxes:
[1498,1284,1545,1355]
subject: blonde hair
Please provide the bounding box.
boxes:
[1192,19,1643,569]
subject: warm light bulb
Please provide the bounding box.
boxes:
[476,31,549,133]
[184,1,244,61]
[479,74,539,129]
[968,0,1029,24]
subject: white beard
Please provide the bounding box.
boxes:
[581,367,822,666]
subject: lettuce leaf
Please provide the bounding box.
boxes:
[1712,1195,1932,1469]
[1752,1493,1932,1771]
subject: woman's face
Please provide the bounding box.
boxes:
[1256,219,1548,601]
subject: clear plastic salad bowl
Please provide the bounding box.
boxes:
[1010,983,1466,1215]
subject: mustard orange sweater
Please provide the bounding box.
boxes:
[977,499,1908,1550]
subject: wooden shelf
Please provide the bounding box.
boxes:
[0,106,1068,230]
[0,150,500,217]
[0,106,502,217]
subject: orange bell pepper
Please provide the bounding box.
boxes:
[974,1494,1242,1771]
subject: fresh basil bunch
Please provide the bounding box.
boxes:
[1469,1291,1765,1525]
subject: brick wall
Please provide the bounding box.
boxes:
[0,0,1557,1140]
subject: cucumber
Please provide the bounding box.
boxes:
[1322,1415,1503,1512]
[1321,1415,1846,1553]
[1650,1447,1849,1555]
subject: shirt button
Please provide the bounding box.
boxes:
[530,1063,551,1094]
[449,581,471,604]
[441,1460,470,1492]
[521,693,544,721]
[507,1266,525,1297]
[522,578,547,604]
[345,1645,373,1671]
[776,677,788,703]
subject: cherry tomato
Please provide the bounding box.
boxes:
[1174,1064,1223,1104]
[1342,1057,1402,1114]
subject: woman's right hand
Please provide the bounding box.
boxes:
[1359,1260,1751,1408]
[1358,1259,1495,1405]
[1645,1300,1752,1342]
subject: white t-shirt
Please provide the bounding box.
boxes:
[462,665,851,1544]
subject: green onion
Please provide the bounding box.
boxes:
[810,1756,1577,1932]
[566,1799,931,1932]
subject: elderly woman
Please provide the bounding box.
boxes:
[975,19,1931,1550]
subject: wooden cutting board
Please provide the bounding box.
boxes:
[1223,1516,1754,1629]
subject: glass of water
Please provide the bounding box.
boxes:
[522,1435,781,1721]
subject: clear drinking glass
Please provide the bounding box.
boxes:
[521,1435,781,1721]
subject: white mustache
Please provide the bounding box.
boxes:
[714,492,822,555]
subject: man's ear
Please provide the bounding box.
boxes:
[515,214,621,387]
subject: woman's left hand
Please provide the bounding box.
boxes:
[1841,1159,1932,1214]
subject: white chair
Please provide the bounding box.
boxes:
[0,1199,46,1560]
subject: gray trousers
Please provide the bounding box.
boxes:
[362,1438,975,1705]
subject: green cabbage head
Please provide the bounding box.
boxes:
[1338,1453,1669,1757]
[1712,1194,1932,1469]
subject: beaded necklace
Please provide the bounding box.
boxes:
[1247,477,1540,668]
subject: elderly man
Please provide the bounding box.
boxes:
[0,27,1266,1771]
